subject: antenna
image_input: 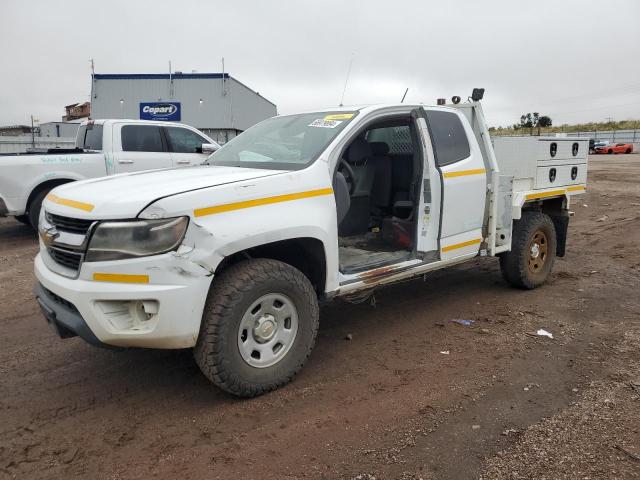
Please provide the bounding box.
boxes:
[339,54,355,107]
[89,58,97,100]
[221,57,227,96]
[169,60,173,98]
[400,88,409,103]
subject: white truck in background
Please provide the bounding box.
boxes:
[33,89,588,397]
[0,119,219,228]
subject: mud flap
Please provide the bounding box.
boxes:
[550,214,569,257]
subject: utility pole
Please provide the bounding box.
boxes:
[30,115,35,149]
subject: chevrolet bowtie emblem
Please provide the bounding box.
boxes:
[40,226,59,247]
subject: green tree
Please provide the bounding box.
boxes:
[519,112,553,135]
[537,115,552,135]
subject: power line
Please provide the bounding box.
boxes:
[545,100,640,117]
[528,82,640,107]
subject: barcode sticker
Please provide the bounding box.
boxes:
[308,119,342,128]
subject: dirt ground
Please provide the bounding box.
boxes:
[1,154,639,480]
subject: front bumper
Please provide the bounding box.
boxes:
[34,282,106,347]
[34,253,213,349]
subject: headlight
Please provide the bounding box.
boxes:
[85,217,189,262]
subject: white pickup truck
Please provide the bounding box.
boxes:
[33,89,588,397]
[0,119,219,228]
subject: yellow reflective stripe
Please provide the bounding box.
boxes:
[567,185,586,192]
[443,168,486,178]
[441,238,482,253]
[194,188,334,218]
[47,193,94,212]
[525,189,566,200]
[92,273,149,284]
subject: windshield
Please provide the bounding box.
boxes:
[207,111,357,170]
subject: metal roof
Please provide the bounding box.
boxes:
[94,73,229,80]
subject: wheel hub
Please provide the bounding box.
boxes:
[527,230,548,273]
[253,315,276,343]
[530,243,541,259]
[237,293,299,368]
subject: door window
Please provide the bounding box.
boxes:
[121,125,165,152]
[165,127,208,153]
[367,126,414,154]
[425,110,470,167]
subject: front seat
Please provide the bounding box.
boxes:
[347,137,376,198]
[338,137,376,236]
[368,141,393,211]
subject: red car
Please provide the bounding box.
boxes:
[594,143,634,154]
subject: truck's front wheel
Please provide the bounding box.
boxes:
[499,211,557,289]
[194,259,319,397]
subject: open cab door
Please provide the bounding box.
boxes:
[415,107,487,261]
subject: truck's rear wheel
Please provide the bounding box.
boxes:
[194,258,319,397]
[15,215,30,226]
[28,189,49,230]
[499,211,556,289]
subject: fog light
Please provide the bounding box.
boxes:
[95,300,159,333]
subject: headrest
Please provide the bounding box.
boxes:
[347,137,371,164]
[369,142,390,156]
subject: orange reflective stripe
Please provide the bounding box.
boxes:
[46,194,94,212]
[441,238,482,253]
[92,273,149,284]
[194,188,334,218]
[443,168,486,178]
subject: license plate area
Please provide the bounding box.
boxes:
[37,297,63,336]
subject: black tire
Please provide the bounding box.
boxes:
[194,258,319,397]
[607,149,613,154]
[626,148,631,154]
[499,211,556,289]
[15,215,30,226]
[28,189,50,230]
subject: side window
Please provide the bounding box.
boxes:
[165,127,208,153]
[425,110,470,166]
[121,125,164,152]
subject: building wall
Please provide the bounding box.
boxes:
[90,74,276,132]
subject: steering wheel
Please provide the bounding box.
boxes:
[338,158,356,195]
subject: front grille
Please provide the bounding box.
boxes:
[47,213,94,234]
[48,247,83,271]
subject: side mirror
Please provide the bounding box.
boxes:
[202,143,219,154]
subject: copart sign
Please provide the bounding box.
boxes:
[139,102,181,121]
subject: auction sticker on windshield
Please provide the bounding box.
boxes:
[308,119,343,128]
[324,113,354,120]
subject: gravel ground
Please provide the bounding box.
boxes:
[0,154,639,479]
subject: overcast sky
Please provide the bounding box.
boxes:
[2,0,639,128]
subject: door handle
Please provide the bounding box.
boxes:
[118,160,134,164]
[176,160,190,164]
